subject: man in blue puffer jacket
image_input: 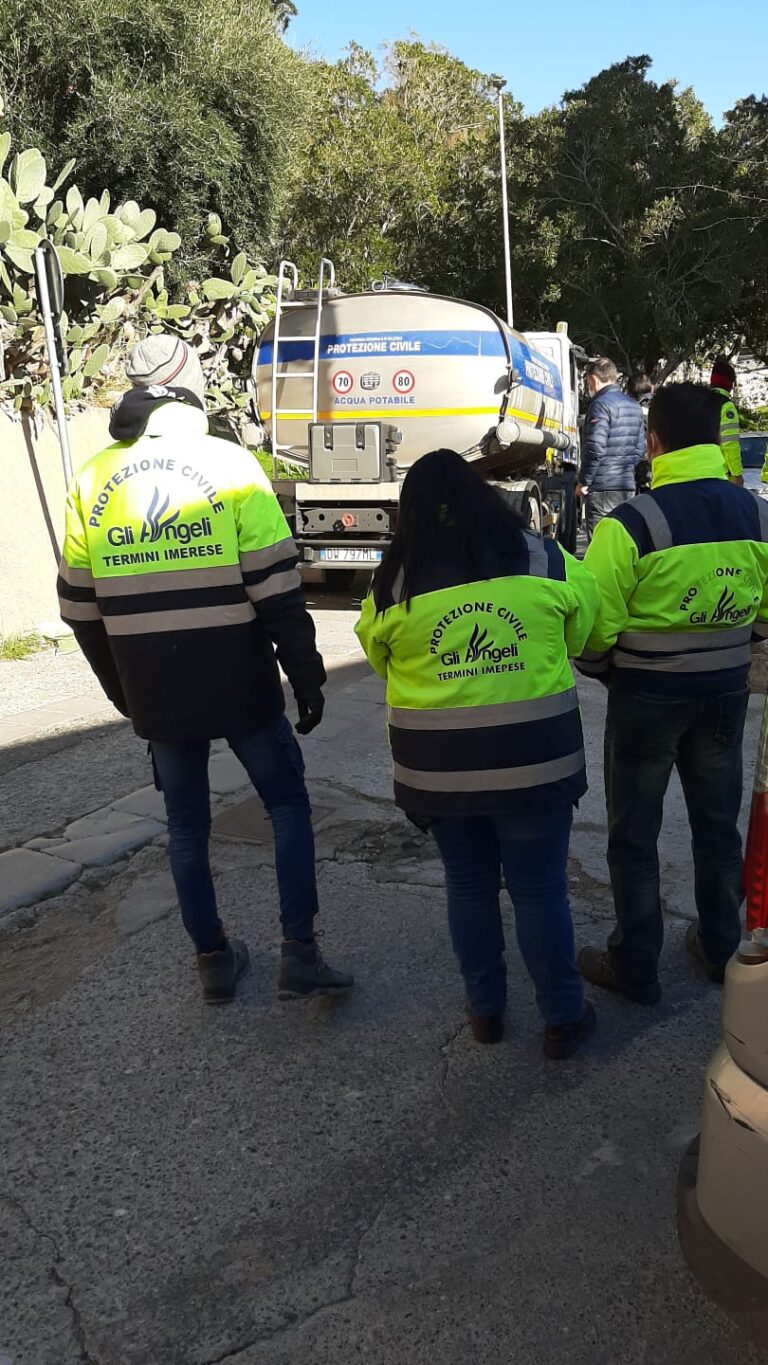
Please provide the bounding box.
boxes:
[577,357,647,539]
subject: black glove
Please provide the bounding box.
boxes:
[295,691,325,736]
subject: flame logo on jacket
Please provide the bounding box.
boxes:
[143,487,180,543]
[465,624,495,663]
[711,586,737,625]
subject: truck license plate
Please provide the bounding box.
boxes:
[318,549,383,563]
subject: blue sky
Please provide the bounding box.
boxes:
[288,0,767,122]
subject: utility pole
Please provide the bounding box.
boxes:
[491,76,514,330]
[34,242,73,484]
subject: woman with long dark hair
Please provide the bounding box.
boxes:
[356,450,600,1058]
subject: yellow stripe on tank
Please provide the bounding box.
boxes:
[262,406,562,430]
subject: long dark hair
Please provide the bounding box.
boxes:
[373,449,527,611]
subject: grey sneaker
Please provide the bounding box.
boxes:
[277,939,354,1001]
[197,938,250,1004]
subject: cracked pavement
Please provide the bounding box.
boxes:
[1,594,767,1364]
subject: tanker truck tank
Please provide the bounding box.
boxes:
[253,288,568,476]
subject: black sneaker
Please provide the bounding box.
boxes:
[543,1002,597,1060]
[685,923,726,985]
[197,938,250,1004]
[466,1006,505,1045]
[578,945,662,1006]
[277,939,354,1001]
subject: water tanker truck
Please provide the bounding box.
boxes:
[251,258,585,577]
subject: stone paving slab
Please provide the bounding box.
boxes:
[0,848,81,915]
[0,691,118,748]
[40,819,164,868]
[112,786,167,822]
[208,750,250,795]
[63,808,144,840]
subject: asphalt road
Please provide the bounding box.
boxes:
[0,593,766,1365]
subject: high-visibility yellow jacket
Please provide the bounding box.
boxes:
[58,395,324,740]
[356,535,599,818]
[713,386,743,479]
[576,444,768,694]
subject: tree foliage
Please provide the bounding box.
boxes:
[280,42,559,326]
[547,57,756,374]
[284,44,768,374]
[0,0,309,276]
[721,95,768,359]
[2,8,768,382]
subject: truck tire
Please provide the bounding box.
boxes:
[559,482,578,554]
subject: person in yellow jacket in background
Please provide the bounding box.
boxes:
[356,449,600,1058]
[710,356,744,485]
[576,383,768,1005]
[58,339,352,1006]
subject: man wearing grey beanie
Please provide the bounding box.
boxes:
[125,335,207,406]
[57,336,353,1006]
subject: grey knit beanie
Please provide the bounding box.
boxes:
[125,335,206,406]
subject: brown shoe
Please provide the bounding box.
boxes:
[685,923,726,985]
[543,1002,597,1060]
[197,938,250,1004]
[578,945,661,1006]
[466,1006,504,1045]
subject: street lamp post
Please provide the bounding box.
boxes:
[491,76,514,330]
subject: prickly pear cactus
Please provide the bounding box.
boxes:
[0,121,183,411]
[0,112,277,439]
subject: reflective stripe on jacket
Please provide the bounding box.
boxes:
[355,535,599,818]
[713,386,743,478]
[576,444,768,695]
[57,400,325,740]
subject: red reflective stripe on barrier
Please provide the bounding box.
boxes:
[743,694,768,931]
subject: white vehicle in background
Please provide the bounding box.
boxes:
[740,431,768,497]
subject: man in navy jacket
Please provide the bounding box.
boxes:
[577,358,647,539]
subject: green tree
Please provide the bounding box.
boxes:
[280,41,559,328]
[546,56,752,375]
[0,0,309,276]
[721,95,768,361]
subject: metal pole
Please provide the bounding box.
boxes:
[312,258,335,424]
[493,78,514,330]
[34,245,73,485]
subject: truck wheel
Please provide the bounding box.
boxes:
[559,484,578,554]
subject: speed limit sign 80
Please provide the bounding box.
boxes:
[393,370,415,394]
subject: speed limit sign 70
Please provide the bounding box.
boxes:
[393,370,415,394]
[332,370,354,395]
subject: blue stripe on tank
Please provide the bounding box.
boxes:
[257,330,563,401]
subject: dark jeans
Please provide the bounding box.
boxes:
[151,716,318,953]
[605,687,748,985]
[431,807,583,1025]
[586,488,633,540]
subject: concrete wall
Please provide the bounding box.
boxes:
[0,408,111,639]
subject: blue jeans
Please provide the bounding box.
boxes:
[605,687,747,985]
[151,716,318,953]
[431,807,584,1026]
